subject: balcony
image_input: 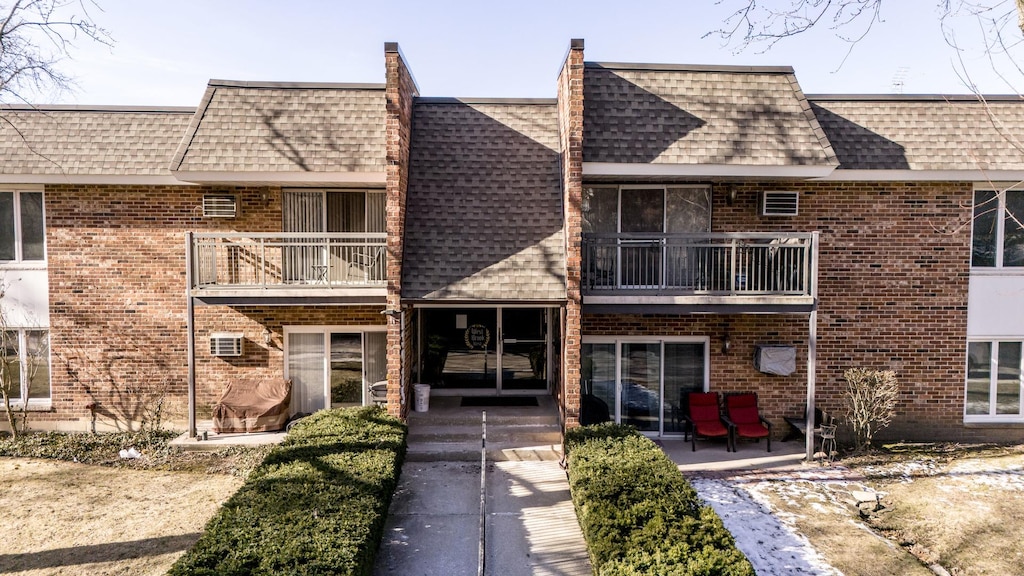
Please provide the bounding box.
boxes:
[186,232,387,304]
[582,232,818,312]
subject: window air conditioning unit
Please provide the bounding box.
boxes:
[202,195,237,218]
[210,332,244,357]
[761,191,799,216]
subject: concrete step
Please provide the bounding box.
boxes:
[405,441,563,462]
[408,424,562,445]
[406,412,559,428]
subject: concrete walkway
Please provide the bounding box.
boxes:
[373,398,592,576]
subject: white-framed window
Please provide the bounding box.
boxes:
[284,326,387,414]
[965,340,1023,421]
[0,190,46,263]
[1,328,50,406]
[581,336,709,436]
[972,189,1024,268]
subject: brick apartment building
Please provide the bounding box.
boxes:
[2,40,1023,446]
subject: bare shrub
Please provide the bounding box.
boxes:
[844,368,899,452]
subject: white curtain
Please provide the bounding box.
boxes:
[364,332,388,385]
[288,332,325,414]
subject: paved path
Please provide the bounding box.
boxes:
[373,459,591,576]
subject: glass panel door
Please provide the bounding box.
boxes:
[620,342,661,432]
[422,308,497,390]
[330,334,363,407]
[501,309,548,391]
[664,343,705,434]
[581,343,615,425]
[288,332,326,414]
[620,188,664,287]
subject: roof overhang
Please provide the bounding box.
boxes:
[171,171,387,187]
[0,174,190,186]
[583,162,837,179]
[815,169,1024,182]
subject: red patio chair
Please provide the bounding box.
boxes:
[724,393,772,452]
[682,392,732,452]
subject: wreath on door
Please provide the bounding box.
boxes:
[464,324,491,350]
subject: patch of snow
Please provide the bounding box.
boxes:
[690,477,842,576]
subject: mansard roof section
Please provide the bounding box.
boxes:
[170,80,387,184]
[0,105,194,184]
[809,95,1024,178]
[582,62,838,178]
[402,98,566,301]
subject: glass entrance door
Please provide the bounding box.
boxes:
[501,309,548,391]
[418,307,551,393]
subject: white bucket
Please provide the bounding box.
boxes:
[414,384,431,412]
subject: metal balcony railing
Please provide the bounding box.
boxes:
[582,232,816,297]
[187,232,387,291]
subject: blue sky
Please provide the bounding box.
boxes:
[50,0,1024,105]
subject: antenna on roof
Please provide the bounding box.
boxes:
[891,67,909,94]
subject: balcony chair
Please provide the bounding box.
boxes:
[682,392,732,452]
[723,392,772,452]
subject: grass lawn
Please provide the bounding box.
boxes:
[0,457,242,575]
[734,442,1024,576]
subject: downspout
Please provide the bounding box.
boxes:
[185,232,197,439]
[400,309,406,409]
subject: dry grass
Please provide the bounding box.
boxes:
[0,458,242,576]
[853,444,1024,576]
[741,472,934,576]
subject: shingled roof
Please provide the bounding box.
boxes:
[810,96,1024,172]
[0,106,193,179]
[170,80,387,176]
[583,62,837,170]
[402,99,565,301]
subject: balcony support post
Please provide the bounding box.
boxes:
[185,232,197,439]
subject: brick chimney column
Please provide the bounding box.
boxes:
[558,39,585,429]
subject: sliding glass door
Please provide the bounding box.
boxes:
[286,328,387,414]
[581,338,707,435]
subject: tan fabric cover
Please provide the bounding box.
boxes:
[212,378,292,433]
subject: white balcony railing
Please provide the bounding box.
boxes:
[582,232,816,297]
[187,232,387,291]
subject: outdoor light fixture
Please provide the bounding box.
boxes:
[262,330,273,346]
[722,332,731,355]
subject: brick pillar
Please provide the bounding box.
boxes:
[384,42,418,420]
[558,39,585,429]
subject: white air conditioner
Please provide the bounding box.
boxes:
[210,332,244,357]
[761,191,799,216]
[202,195,237,218]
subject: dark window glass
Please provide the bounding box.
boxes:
[0,193,14,260]
[972,190,998,267]
[20,192,44,261]
[1003,191,1024,267]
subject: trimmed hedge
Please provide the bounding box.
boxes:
[565,424,754,576]
[168,406,407,576]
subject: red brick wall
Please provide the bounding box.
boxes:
[582,181,979,441]
[193,305,385,417]
[557,39,585,430]
[44,184,285,430]
[385,43,418,419]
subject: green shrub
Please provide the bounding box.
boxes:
[566,425,754,576]
[168,406,407,576]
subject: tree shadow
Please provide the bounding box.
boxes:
[402,100,565,300]
[811,103,910,169]
[0,533,201,572]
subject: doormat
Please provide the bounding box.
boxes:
[460,396,539,407]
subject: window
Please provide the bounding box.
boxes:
[1,329,50,405]
[966,340,1023,420]
[972,189,1024,268]
[0,191,45,262]
[284,327,387,414]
